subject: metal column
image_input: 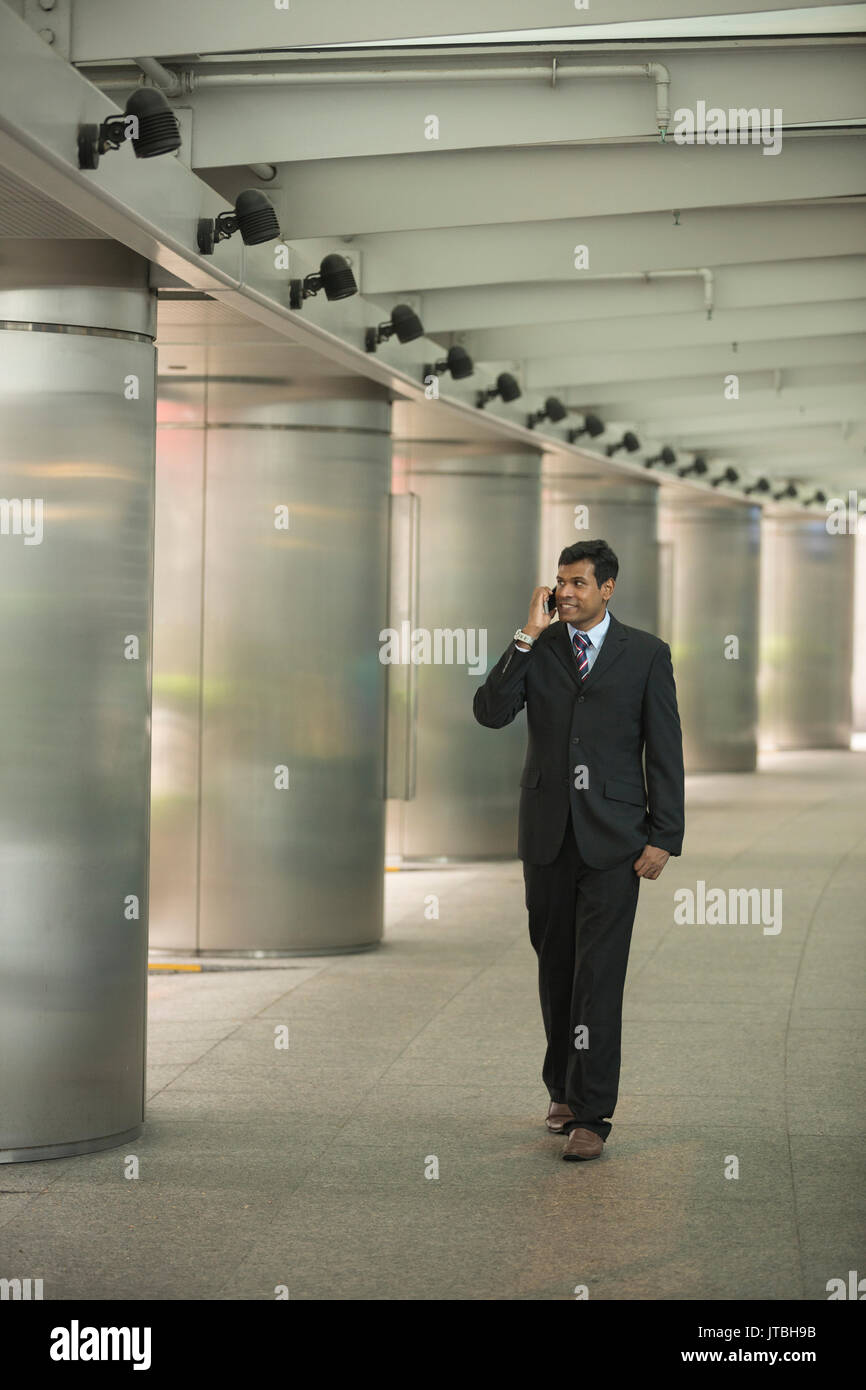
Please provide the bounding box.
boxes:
[658,492,761,773]
[759,513,855,749]
[0,241,155,1162]
[151,373,392,952]
[388,410,541,859]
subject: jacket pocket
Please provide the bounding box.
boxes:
[520,767,541,788]
[604,777,646,806]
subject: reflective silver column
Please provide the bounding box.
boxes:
[759,513,855,749]
[658,492,761,773]
[854,528,866,737]
[0,241,155,1162]
[388,415,541,859]
[151,375,391,952]
[541,465,660,632]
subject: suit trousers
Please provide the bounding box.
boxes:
[523,808,640,1141]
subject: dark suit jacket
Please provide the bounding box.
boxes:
[473,612,685,869]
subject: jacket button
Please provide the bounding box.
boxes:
[578,696,585,703]
[572,737,580,744]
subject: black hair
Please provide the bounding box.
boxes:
[557,539,619,589]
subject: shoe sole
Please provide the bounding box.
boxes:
[562,1150,602,1161]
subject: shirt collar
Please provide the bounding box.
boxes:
[567,607,611,649]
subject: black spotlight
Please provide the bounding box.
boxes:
[78,89,182,169]
[365,304,424,352]
[197,190,281,255]
[710,467,739,488]
[645,446,677,468]
[476,372,521,408]
[526,396,567,430]
[744,477,771,496]
[606,431,641,457]
[423,346,474,382]
[802,489,827,506]
[678,456,708,477]
[290,253,357,310]
[567,413,605,444]
[773,482,798,501]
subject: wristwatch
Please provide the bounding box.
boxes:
[513,628,536,647]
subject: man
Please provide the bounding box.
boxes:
[473,539,684,1161]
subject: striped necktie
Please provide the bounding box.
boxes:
[572,629,591,681]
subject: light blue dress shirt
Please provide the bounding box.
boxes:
[567,606,611,674]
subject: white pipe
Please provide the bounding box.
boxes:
[577,268,715,319]
[133,56,182,95]
[645,61,672,133]
[248,163,277,181]
[643,268,714,319]
[103,60,674,135]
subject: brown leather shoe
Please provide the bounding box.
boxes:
[562,1127,604,1161]
[545,1101,575,1133]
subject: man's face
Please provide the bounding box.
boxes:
[553,560,614,627]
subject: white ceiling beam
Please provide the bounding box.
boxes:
[669,413,866,436]
[417,258,865,333]
[291,205,866,295]
[585,364,866,412]
[521,333,866,388]
[621,396,866,439]
[662,420,866,450]
[461,298,866,360]
[212,135,866,239]
[173,47,866,167]
[68,2,861,63]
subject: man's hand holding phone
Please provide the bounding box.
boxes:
[524,585,556,640]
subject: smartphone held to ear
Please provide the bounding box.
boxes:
[544,587,557,615]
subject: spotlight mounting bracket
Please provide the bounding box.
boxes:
[196,220,215,257]
[289,275,319,311]
[77,115,131,170]
[196,212,241,256]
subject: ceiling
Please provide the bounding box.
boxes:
[71,0,866,495]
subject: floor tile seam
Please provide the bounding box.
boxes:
[276,962,513,1159]
[342,960,499,1094]
[205,1158,346,1298]
[143,1014,257,1106]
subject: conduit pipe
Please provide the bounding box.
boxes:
[578,268,715,319]
[109,60,673,137]
[133,56,178,90]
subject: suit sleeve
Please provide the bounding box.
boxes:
[642,642,685,855]
[472,641,532,729]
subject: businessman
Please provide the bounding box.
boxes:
[473,539,684,1161]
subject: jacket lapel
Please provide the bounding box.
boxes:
[551,610,628,691]
[551,617,581,687]
[581,611,628,691]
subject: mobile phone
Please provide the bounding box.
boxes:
[544,586,558,615]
